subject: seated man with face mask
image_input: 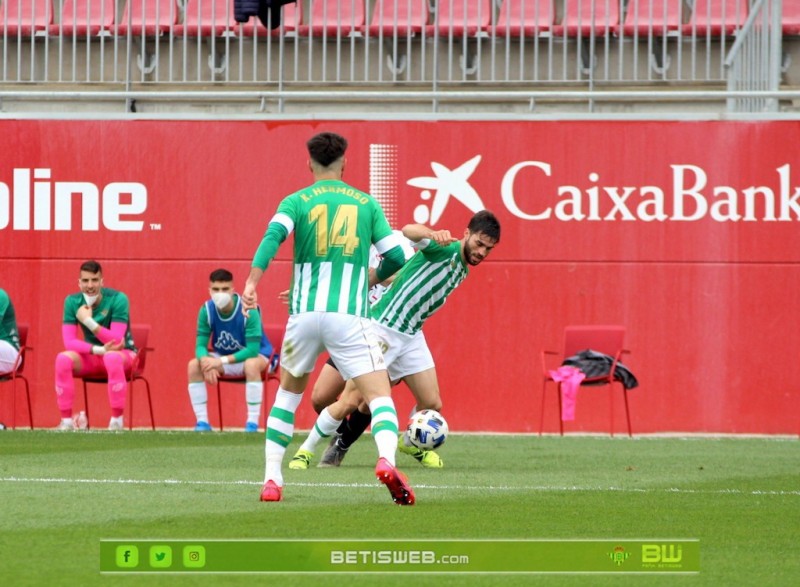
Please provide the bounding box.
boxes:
[188,268,275,432]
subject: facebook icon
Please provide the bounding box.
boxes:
[116,545,139,568]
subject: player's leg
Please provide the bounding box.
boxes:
[261,314,322,502]
[290,382,360,469]
[325,314,414,505]
[403,368,442,412]
[385,329,444,468]
[187,358,212,431]
[352,370,415,505]
[243,355,269,432]
[310,358,346,414]
[320,320,401,466]
[55,351,101,430]
[399,367,445,468]
[319,398,371,468]
[103,349,134,430]
[55,351,84,429]
[0,340,18,374]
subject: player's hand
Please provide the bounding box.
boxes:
[103,340,124,352]
[277,290,290,305]
[242,282,258,315]
[428,229,458,245]
[199,356,217,373]
[76,305,93,323]
[203,368,219,385]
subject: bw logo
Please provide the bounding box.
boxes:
[642,544,683,564]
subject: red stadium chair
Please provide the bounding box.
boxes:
[115,0,178,36]
[368,0,429,37]
[556,0,621,38]
[617,0,684,37]
[174,0,239,37]
[299,0,365,37]
[0,0,54,36]
[0,324,34,430]
[540,325,634,437]
[237,1,301,37]
[784,0,800,36]
[49,0,115,36]
[615,0,684,74]
[79,324,155,430]
[682,0,747,37]
[432,0,492,37]
[494,0,555,37]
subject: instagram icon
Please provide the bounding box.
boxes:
[183,545,206,568]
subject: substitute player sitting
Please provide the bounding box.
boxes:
[187,268,275,432]
[54,260,137,431]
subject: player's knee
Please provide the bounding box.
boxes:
[102,352,124,370]
[340,393,362,413]
[55,352,74,375]
[243,358,263,379]
[310,393,326,415]
[419,398,443,412]
[311,384,338,414]
[187,358,200,378]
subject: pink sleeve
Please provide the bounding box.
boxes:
[94,322,128,345]
[62,324,93,354]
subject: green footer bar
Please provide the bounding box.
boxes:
[100,539,699,574]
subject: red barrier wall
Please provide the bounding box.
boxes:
[2,119,799,434]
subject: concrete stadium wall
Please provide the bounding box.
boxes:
[2,118,799,434]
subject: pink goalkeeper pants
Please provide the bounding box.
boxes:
[55,350,136,418]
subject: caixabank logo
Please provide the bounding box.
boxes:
[0,168,149,231]
[369,146,800,224]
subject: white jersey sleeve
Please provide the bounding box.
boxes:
[368,230,417,305]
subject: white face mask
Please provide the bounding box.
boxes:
[211,292,233,311]
[83,293,99,307]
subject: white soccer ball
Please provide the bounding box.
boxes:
[406,409,448,450]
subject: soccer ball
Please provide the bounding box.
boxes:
[406,409,448,450]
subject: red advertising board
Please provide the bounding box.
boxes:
[2,119,799,433]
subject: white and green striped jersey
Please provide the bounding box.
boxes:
[371,239,468,335]
[274,179,395,317]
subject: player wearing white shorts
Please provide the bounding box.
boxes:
[289,210,501,470]
[187,268,276,433]
[242,132,414,505]
[0,289,21,376]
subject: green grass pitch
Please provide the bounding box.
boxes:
[0,431,797,586]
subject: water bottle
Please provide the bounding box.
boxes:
[76,411,88,430]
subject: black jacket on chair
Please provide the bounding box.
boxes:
[563,349,639,389]
[234,0,296,29]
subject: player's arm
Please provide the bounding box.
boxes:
[62,323,94,354]
[402,223,457,246]
[75,293,126,344]
[372,235,407,284]
[62,296,98,354]
[244,211,293,311]
[195,305,212,361]
[230,310,262,363]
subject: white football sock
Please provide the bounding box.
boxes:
[264,388,303,486]
[188,382,208,423]
[245,381,262,424]
[299,407,342,453]
[369,396,399,466]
